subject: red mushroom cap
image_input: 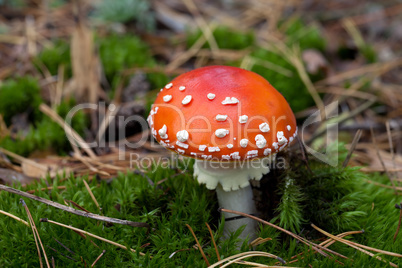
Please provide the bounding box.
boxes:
[147,65,297,161]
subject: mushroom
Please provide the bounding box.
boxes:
[148,66,297,240]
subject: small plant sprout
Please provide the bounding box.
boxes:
[148,66,296,240]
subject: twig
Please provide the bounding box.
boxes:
[40,218,146,256]
[91,250,106,267]
[205,222,220,263]
[21,199,51,268]
[394,203,402,242]
[0,184,149,228]
[343,129,362,168]
[186,224,210,266]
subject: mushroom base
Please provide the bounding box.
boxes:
[193,157,273,191]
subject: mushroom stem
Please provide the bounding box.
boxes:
[216,184,257,241]
[194,158,273,241]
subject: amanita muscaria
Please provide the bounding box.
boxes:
[147,65,297,240]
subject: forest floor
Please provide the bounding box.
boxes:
[0,0,401,267]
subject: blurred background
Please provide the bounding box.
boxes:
[0,0,401,181]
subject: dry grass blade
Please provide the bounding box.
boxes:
[219,208,346,259]
[186,224,210,266]
[316,57,402,85]
[0,184,149,228]
[83,179,101,212]
[343,129,363,168]
[39,104,97,159]
[182,0,218,51]
[96,103,120,145]
[363,179,402,192]
[21,199,51,268]
[386,121,398,186]
[70,7,101,104]
[0,209,29,226]
[205,222,221,262]
[40,218,146,256]
[208,251,285,268]
[370,127,398,194]
[311,224,400,267]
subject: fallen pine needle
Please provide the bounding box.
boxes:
[312,224,402,258]
[186,224,210,266]
[249,237,272,248]
[205,222,221,262]
[21,199,50,268]
[393,203,402,242]
[208,251,286,268]
[83,179,101,212]
[289,230,364,263]
[219,208,346,259]
[311,224,400,267]
[40,218,146,256]
[26,186,67,194]
[0,209,29,226]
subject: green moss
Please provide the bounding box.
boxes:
[360,44,377,63]
[187,26,255,50]
[0,99,87,156]
[98,34,168,91]
[0,148,401,266]
[283,19,326,51]
[274,144,368,233]
[0,168,217,267]
[250,48,315,113]
[0,76,42,125]
[36,40,71,76]
[92,0,155,31]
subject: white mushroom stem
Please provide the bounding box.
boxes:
[216,184,257,241]
[193,157,274,241]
